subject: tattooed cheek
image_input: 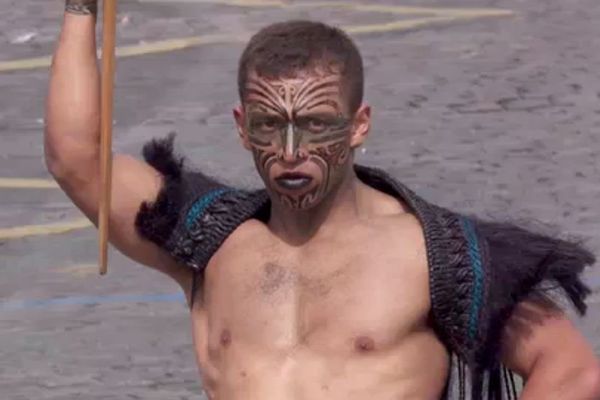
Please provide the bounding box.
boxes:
[251,148,277,176]
[311,142,350,167]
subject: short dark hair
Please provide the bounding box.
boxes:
[238,20,364,113]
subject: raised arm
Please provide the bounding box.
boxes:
[44,0,191,290]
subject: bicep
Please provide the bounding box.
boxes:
[105,154,162,262]
[61,153,192,289]
[500,299,595,379]
[108,155,193,290]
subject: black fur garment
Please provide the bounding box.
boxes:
[135,134,596,400]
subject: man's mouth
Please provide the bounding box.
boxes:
[275,172,313,191]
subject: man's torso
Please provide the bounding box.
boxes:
[189,189,449,400]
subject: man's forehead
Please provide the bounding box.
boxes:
[245,70,343,89]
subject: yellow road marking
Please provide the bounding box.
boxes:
[0,56,54,73]
[344,16,456,35]
[139,0,514,17]
[0,218,92,240]
[0,2,513,73]
[293,2,513,17]
[140,0,286,6]
[139,0,515,16]
[0,178,59,189]
[0,34,244,73]
[55,263,98,278]
[114,33,243,57]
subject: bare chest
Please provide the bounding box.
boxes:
[200,230,431,355]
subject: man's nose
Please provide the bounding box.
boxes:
[279,124,305,163]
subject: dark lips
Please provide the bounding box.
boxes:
[275,173,313,191]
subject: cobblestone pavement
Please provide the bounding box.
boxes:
[1,0,599,398]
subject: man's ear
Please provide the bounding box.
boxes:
[233,105,251,150]
[350,104,371,149]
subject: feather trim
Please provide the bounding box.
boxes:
[135,134,185,247]
[134,133,225,249]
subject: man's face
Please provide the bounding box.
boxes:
[235,71,368,210]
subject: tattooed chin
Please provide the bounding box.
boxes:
[278,188,322,210]
[268,173,324,209]
[263,170,327,210]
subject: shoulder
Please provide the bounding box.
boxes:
[211,218,271,260]
[370,211,426,252]
[226,218,271,246]
[359,212,429,280]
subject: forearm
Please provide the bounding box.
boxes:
[519,357,600,400]
[45,0,101,179]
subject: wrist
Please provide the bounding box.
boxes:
[65,0,98,16]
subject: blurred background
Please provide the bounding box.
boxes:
[1,0,599,398]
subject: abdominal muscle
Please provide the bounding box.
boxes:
[192,315,449,400]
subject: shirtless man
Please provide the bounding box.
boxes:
[45,1,600,399]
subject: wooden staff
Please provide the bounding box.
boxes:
[99,0,117,275]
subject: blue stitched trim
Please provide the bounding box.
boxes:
[460,217,484,341]
[185,188,231,228]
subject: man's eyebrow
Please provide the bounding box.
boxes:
[295,99,342,112]
[294,112,344,120]
[248,112,287,119]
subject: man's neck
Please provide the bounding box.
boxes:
[267,168,368,245]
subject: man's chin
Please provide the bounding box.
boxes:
[272,190,323,210]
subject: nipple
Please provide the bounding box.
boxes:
[354,336,375,352]
[220,329,232,347]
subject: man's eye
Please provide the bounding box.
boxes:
[261,120,277,130]
[252,118,281,133]
[307,118,327,133]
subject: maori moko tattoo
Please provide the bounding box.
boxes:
[243,73,355,210]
